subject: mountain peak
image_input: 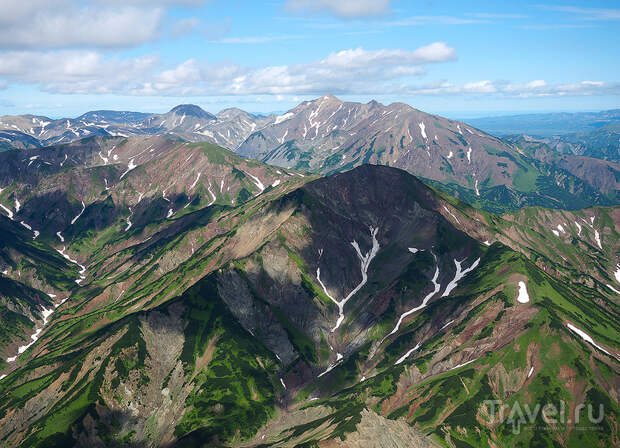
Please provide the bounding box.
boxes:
[169,104,215,120]
[320,94,342,102]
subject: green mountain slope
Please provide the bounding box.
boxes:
[0,157,617,447]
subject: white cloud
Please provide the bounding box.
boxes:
[286,0,391,19]
[538,5,620,21]
[0,43,450,97]
[322,43,456,68]
[403,79,620,97]
[463,80,498,93]
[525,80,547,89]
[0,51,159,94]
[0,46,617,100]
[0,0,209,50]
[0,1,164,49]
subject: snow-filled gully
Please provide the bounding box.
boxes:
[389,254,480,364]
[317,226,380,333]
[4,291,71,367]
[441,257,481,297]
[57,246,87,284]
[384,259,441,341]
[566,323,617,360]
[70,201,86,225]
[3,246,92,366]
[6,306,55,363]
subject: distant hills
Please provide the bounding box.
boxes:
[465,109,620,137]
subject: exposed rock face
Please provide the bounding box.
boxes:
[319,409,438,448]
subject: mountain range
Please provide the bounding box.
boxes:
[1,96,618,213]
[0,98,618,447]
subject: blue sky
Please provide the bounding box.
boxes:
[0,0,618,118]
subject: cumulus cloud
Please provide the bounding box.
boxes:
[322,43,456,68]
[286,0,391,18]
[0,43,454,96]
[0,51,159,94]
[0,0,209,49]
[0,45,616,100]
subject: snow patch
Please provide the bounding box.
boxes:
[206,183,216,206]
[119,159,137,180]
[189,172,201,190]
[385,261,440,339]
[606,284,620,295]
[318,227,380,333]
[442,257,480,297]
[0,203,14,220]
[6,305,55,362]
[516,281,530,303]
[70,201,85,225]
[450,358,477,371]
[274,112,294,124]
[98,151,108,165]
[418,122,427,140]
[594,230,602,250]
[566,323,612,357]
[441,319,455,330]
[244,171,265,193]
[443,206,460,224]
[395,343,421,365]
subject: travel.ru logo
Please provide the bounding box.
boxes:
[482,400,604,435]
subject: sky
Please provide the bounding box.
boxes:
[0,0,618,118]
